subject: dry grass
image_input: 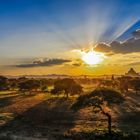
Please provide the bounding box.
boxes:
[0,90,140,139]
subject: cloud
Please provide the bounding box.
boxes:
[94,29,140,54]
[94,43,111,53]
[64,59,84,67]
[128,61,140,66]
[72,63,81,66]
[15,58,71,68]
[132,29,140,38]
[72,60,84,67]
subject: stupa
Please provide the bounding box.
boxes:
[125,68,139,77]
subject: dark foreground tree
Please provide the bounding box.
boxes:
[71,87,124,135]
[52,78,83,98]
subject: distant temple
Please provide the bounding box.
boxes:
[125,68,139,77]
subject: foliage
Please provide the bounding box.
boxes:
[71,87,124,134]
[18,79,40,92]
[8,78,18,90]
[41,85,48,92]
[129,79,140,93]
[0,76,9,90]
[71,87,124,111]
[52,78,83,98]
[99,80,118,88]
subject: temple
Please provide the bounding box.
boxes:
[125,68,139,77]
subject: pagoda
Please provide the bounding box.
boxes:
[125,68,139,77]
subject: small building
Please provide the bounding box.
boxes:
[125,68,139,77]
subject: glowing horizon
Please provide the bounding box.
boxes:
[0,0,140,76]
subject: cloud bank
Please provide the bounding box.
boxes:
[132,29,140,38]
[94,29,140,54]
[16,58,71,68]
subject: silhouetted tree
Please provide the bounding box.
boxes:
[18,79,40,94]
[52,78,83,98]
[129,79,140,94]
[0,76,9,90]
[41,85,48,92]
[71,87,124,135]
[18,76,28,82]
[39,79,55,87]
[51,88,61,97]
[8,78,18,90]
[111,75,115,81]
[118,79,129,93]
[99,80,118,88]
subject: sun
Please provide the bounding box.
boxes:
[82,50,104,65]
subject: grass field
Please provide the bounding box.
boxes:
[0,90,140,139]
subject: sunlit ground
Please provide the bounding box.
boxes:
[0,88,140,139]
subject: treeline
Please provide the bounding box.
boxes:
[0,75,140,135]
[98,76,140,94]
[0,76,55,92]
[74,76,140,94]
[1,75,140,95]
[0,76,83,97]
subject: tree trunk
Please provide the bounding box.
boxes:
[102,111,112,135]
[107,113,111,135]
[66,92,69,99]
[65,90,69,99]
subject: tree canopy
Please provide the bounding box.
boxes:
[52,78,83,98]
[71,87,124,134]
[18,79,40,92]
[71,87,124,111]
[0,75,9,90]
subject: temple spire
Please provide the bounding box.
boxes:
[125,68,139,77]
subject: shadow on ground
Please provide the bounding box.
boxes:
[0,97,76,139]
[0,94,140,140]
[0,94,23,108]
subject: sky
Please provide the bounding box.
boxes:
[0,0,140,76]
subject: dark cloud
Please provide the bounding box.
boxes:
[94,43,111,53]
[16,58,71,68]
[94,29,140,54]
[72,63,81,66]
[72,59,86,67]
[64,59,83,67]
[132,29,140,38]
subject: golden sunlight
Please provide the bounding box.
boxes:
[82,50,105,65]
